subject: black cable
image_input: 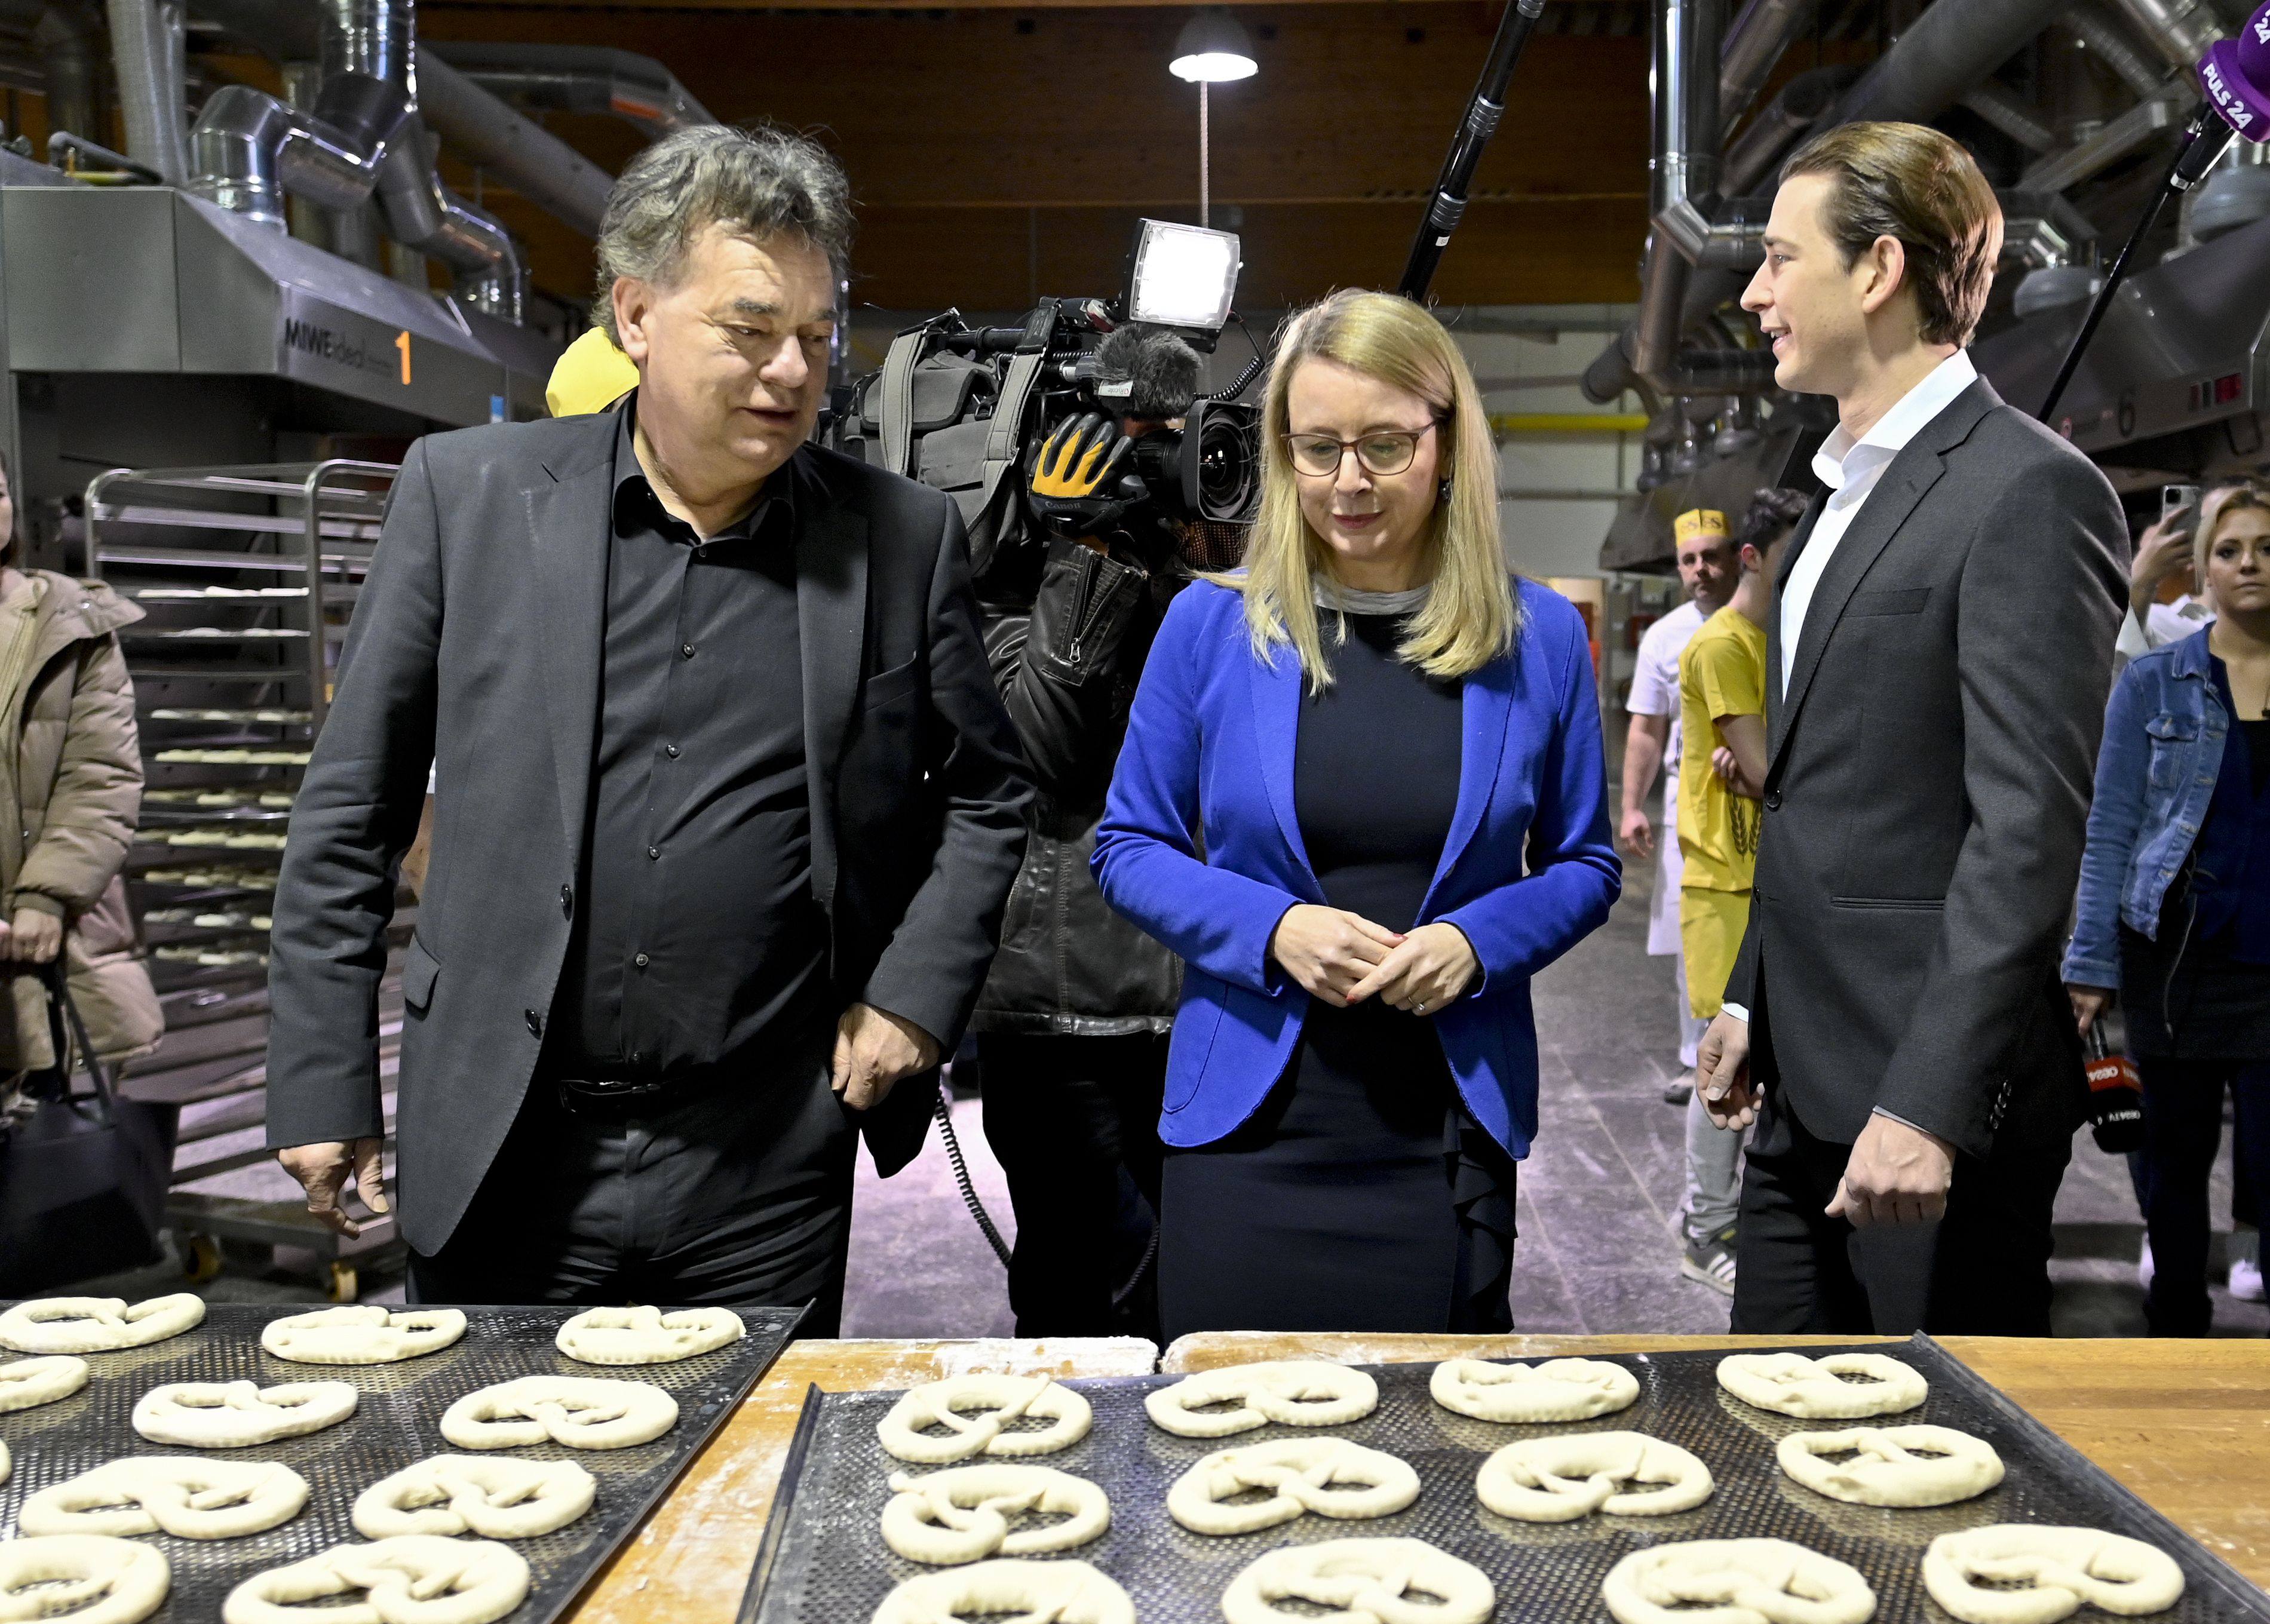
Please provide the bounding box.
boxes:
[2039,102,2235,423]
[932,1088,1013,1269]
[1203,311,1266,403]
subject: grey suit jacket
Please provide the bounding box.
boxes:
[1723,377,2126,1159]
[263,408,1032,1252]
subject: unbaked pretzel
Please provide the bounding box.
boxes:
[554,1305,743,1365]
[21,1457,310,1540]
[879,1464,1110,1564]
[1166,1436,1420,1536]
[1776,1424,2004,1507]
[1,1438,10,1489]
[1429,1356,1640,1423]
[1,1354,90,1413]
[1476,1430,1713,1522]
[869,1558,1133,1624]
[1923,1525,2185,1624]
[1143,1361,1378,1438]
[352,1454,596,1540]
[0,1294,205,1355]
[1716,1353,1928,1420]
[260,1306,467,1365]
[0,1535,171,1624]
[1220,1537,1495,1624]
[439,1375,677,1450]
[1602,1537,1877,1624]
[133,1379,358,1448]
[222,1536,530,1624]
[877,1376,1094,1463]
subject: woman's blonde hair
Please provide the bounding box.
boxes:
[2195,480,2270,587]
[1217,290,1515,693]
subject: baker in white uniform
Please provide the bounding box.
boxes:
[1617,506,1739,1100]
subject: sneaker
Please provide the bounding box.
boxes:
[1682,1224,1738,1295]
[2137,1236,2154,1292]
[1663,1072,1695,1106]
[2230,1230,2264,1303]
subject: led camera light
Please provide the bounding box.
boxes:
[1125,220,1243,333]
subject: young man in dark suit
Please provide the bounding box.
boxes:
[264,126,1031,1328]
[1696,122,2127,1334]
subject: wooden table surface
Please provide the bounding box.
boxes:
[570,1331,2270,1622]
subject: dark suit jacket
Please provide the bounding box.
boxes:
[264,407,1032,1252]
[1725,377,2126,1160]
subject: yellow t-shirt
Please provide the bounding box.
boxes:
[1676,605,1768,894]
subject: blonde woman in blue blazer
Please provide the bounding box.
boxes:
[1091,291,1620,1337]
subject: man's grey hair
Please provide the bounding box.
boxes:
[593,124,853,342]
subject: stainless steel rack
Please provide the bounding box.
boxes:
[84,459,405,1298]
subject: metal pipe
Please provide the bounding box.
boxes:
[1824,0,2084,128]
[2067,2,2170,97]
[413,48,614,239]
[106,0,190,183]
[1631,0,1778,395]
[1962,80,2061,152]
[2106,0,2225,67]
[424,42,713,137]
[375,113,522,321]
[33,2,102,144]
[1718,0,1815,127]
[1723,62,1853,191]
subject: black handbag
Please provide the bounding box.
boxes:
[0,959,177,1294]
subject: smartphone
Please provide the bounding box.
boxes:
[2162,483,2201,527]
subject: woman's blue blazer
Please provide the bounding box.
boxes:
[1090,575,1621,1157]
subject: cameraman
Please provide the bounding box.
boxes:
[968,329,1201,1339]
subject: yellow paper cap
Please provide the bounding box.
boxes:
[1673,508,1729,544]
[545,327,640,418]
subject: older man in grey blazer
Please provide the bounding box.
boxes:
[1696,122,2127,1335]
[263,125,1030,1328]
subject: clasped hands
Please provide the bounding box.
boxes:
[1695,1011,1956,1227]
[1269,904,1477,1014]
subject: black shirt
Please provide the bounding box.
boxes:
[546,401,830,1077]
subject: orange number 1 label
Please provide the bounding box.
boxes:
[394,330,412,386]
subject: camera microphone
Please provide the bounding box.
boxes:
[1092,326,1204,422]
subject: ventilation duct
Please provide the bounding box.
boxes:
[2106,0,2225,68]
[187,0,523,318]
[413,50,613,238]
[1717,0,1816,127]
[1961,81,2060,153]
[1821,0,2102,129]
[33,1,103,146]
[108,0,191,183]
[2067,3,2169,99]
[425,43,714,138]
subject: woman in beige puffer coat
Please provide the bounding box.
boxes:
[0,454,162,1075]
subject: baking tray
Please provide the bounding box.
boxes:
[739,1333,2270,1623]
[0,1301,802,1624]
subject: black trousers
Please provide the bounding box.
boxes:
[1729,1088,2069,1336]
[2133,1058,2270,1336]
[407,1033,857,1334]
[976,1031,1167,1339]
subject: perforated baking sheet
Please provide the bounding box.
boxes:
[738,1334,2270,1623]
[0,1301,801,1624]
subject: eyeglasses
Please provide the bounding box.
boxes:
[1283,422,1441,478]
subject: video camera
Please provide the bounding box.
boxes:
[832,219,1263,573]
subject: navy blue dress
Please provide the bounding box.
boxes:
[1156,610,1519,1337]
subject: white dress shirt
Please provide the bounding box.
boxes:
[1777,349,1978,696]
[1719,350,1977,1040]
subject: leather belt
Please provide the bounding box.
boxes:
[552,1071,716,1119]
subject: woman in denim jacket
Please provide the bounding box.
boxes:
[2067,481,2270,1334]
